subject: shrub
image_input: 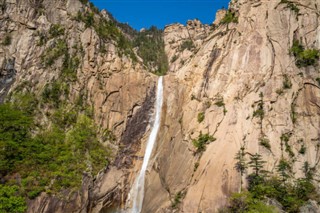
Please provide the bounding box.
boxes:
[42,80,69,107]
[280,0,300,14]
[282,74,292,89]
[2,34,11,46]
[180,40,195,51]
[49,24,65,38]
[62,53,80,81]
[170,55,178,63]
[42,39,67,67]
[0,185,26,213]
[171,191,185,209]
[220,10,238,24]
[253,93,264,120]
[259,137,271,151]
[197,112,205,123]
[192,132,216,153]
[290,40,320,67]
[215,99,225,107]
[76,11,95,28]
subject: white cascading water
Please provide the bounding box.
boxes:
[127,76,163,213]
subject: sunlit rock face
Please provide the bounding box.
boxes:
[144,0,320,212]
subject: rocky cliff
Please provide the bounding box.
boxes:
[0,0,320,212]
[144,0,320,212]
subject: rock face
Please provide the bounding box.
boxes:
[1,0,320,212]
[0,0,155,212]
[142,0,320,212]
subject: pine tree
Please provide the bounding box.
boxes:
[235,146,247,191]
[277,158,291,182]
[248,153,266,176]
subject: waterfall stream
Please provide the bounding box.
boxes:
[127,76,163,213]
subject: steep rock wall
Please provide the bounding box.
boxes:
[142,0,320,212]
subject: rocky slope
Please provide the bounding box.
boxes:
[1,0,320,212]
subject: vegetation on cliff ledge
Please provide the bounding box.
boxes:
[133,26,169,75]
[224,148,320,212]
[290,39,320,67]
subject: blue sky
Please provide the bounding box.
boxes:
[90,0,230,30]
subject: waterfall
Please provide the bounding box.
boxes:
[127,76,163,213]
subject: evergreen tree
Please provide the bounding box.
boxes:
[277,158,291,182]
[248,153,266,176]
[235,146,247,190]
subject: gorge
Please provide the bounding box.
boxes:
[0,0,320,213]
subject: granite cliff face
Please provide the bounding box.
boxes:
[145,0,320,212]
[1,0,320,212]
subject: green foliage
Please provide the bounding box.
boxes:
[79,0,89,4]
[290,40,320,67]
[280,133,294,158]
[248,153,266,176]
[76,11,95,28]
[302,162,315,181]
[62,53,80,81]
[277,158,291,181]
[224,191,276,213]
[42,39,67,67]
[170,55,178,63]
[89,2,99,14]
[0,103,109,199]
[11,92,38,116]
[52,107,77,129]
[179,40,195,52]
[197,112,205,123]
[2,34,12,46]
[280,0,300,14]
[95,19,121,41]
[102,129,116,142]
[259,137,271,151]
[234,146,247,188]
[220,10,238,24]
[133,26,168,75]
[37,31,47,46]
[316,78,320,86]
[0,104,33,175]
[49,24,65,38]
[215,99,225,107]
[253,94,264,120]
[231,145,319,212]
[0,185,26,213]
[192,132,216,153]
[171,191,185,209]
[42,80,69,107]
[299,144,306,155]
[282,74,292,89]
